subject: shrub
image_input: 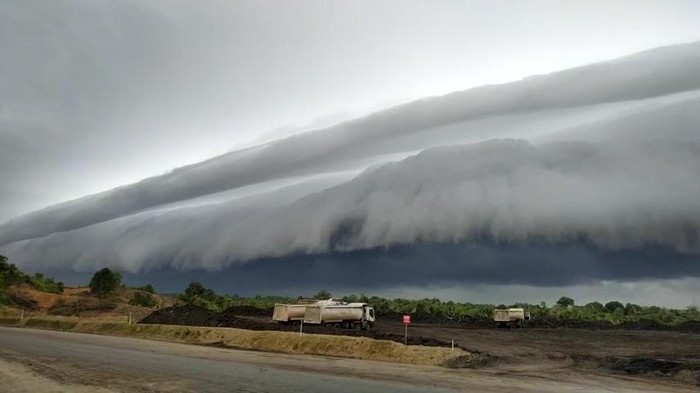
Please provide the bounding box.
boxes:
[556,297,575,307]
[89,268,122,299]
[137,284,155,294]
[29,273,64,294]
[129,292,157,308]
[605,301,625,313]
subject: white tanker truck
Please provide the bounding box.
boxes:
[272,304,308,324]
[273,299,375,330]
[272,299,340,324]
[303,302,375,330]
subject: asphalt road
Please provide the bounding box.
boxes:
[0,327,696,392]
[0,327,455,393]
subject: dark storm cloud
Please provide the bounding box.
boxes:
[2,41,700,245]
[98,243,700,295]
[2,124,699,276]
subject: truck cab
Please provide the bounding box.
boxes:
[363,306,376,329]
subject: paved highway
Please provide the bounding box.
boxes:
[0,327,695,392]
[0,327,457,392]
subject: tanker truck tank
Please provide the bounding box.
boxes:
[303,302,375,330]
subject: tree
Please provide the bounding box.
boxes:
[138,284,155,294]
[556,296,575,307]
[624,303,642,316]
[0,255,29,289]
[313,289,332,300]
[585,302,604,312]
[183,282,215,303]
[89,268,122,299]
[604,301,624,313]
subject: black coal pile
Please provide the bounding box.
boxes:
[138,304,267,329]
[224,305,273,317]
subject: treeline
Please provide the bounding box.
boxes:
[178,283,700,327]
[3,254,699,327]
[178,282,296,312]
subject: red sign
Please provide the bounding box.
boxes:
[403,315,411,324]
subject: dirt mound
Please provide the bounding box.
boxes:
[140,305,229,326]
[223,305,272,317]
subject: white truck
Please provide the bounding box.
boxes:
[493,308,530,328]
[272,304,308,324]
[303,302,375,330]
[272,299,341,325]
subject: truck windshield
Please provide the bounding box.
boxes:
[369,309,374,318]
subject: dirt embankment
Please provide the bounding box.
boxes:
[0,317,465,367]
[4,285,177,322]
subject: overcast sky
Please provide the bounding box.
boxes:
[3,0,700,221]
[2,1,700,306]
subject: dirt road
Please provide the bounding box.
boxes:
[0,327,695,392]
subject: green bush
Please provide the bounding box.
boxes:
[29,273,64,294]
[129,292,157,308]
[1,255,63,304]
[0,255,29,290]
[136,284,155,294]
[89,268,122,299]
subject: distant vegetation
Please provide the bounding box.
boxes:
[136,284,155,294]
[177,283,700,328]
[1,254,64,305]
[129,291,157,307]
[28,273,64,294]
[89,268,122,299]
[3,254,700,328]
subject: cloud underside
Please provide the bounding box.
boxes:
[1,41,700,288]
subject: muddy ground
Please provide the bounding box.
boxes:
[140,305,700,386]
[382,321,700,385]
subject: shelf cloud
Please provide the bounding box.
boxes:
[2,41,700,293]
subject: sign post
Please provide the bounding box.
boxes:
[402,315,411,345]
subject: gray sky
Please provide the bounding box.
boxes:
[3,0,700,221]
[2,1,700,306]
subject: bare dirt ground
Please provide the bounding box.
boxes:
[378,321,700,385]
[1,327,697,393]
[138,305,700,386]
[0,357,119,393]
